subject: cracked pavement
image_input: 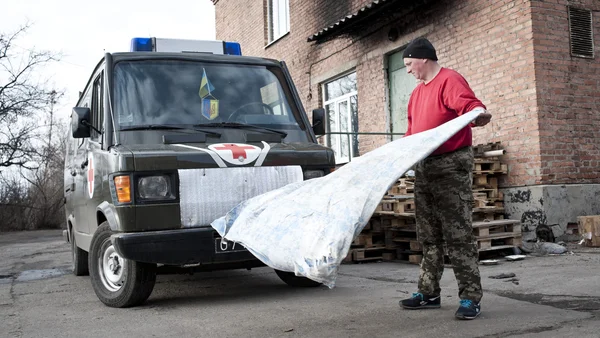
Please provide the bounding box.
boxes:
[1,230,599,338]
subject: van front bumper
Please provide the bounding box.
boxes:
[110,227,261,266]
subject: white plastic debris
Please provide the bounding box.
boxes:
[211,109,484,288]
[505,255,526,261]
[533,241,569,255]
[480,259,499,265]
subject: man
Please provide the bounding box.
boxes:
[399,37,492,320]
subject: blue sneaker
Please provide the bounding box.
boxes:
[455,299,481,320]
[400,292,441,309]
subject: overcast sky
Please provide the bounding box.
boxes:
[1,0,216,122]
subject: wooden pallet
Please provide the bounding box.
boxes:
[473,192,504,208]
[392,238,422,252]
[386,178,415,196]
[473,159,508,175]
[472,141,503,157]
[473,188,504,199]
[367,216,415,232]
[473,219,521,237]
[349,246,386,262]
[473,219,522,250]
[473,175,499,189]
[377,198,415,214]
[477,235,522,250]
[395,250,425,264]
[372,210,417,219]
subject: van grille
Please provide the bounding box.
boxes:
[178,166,303,227]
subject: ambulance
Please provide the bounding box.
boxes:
[63,37,334,308]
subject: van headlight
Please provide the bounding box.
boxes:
[137,175,175,200]
[303,170,325,180]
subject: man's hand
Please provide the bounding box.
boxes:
[473,112,492,127]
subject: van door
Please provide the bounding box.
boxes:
[72,88,93,236]
[64,130,77,221]
[81,71,105,235]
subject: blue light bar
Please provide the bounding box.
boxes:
[224,42,242,56]
[131,38,154,52]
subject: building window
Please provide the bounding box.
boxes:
[268,0,290,43]
[323,72,358,164]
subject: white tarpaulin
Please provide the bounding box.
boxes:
[211,109,484,287]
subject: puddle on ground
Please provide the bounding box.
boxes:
[499,291,600,312]
[15,268,70,282]
[0,274,14,284]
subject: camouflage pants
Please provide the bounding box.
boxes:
[414,146,482,303]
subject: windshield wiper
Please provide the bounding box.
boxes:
[120,124,221,137]
[197,122,288,137]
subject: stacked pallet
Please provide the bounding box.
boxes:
[472,142,508,222]
[344,142,522,264]
[342,220,387,263]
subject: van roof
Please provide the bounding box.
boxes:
[110,52,281,67]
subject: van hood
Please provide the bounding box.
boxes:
[121,142,335,171]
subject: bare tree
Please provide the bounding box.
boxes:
[0,173,29,230]
[0,118,67,231]
[0,24,66,231]
[0,24,62,170]
[19,118,67,230]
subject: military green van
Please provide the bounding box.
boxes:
[63,38,334,308]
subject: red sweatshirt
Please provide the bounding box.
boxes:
[405,67,485,156]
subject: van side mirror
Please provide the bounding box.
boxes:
[72,107,91,138]
[312,108,326,136]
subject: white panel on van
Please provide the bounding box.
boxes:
[154,38,224,54]
[179,166,303,227]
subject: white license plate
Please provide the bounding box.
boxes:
[215,238,246,253]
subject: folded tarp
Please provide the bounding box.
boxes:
[211,109,484,287]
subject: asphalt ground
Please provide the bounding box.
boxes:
[1,230,599,338]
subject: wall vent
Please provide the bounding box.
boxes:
[568,6,594,58]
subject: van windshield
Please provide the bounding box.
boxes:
[113,60,305,131]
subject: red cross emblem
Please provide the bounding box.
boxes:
[213,144,256,159]
[87,155,94,198]
[208,143,262,165]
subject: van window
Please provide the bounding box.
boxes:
[91,72,104,141]
[113,61,303,130]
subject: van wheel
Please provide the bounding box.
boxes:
[71,228,89,276]
[89,222,157,308]
[274,269,322,287]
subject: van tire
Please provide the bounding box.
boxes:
[274,269,322,287]
[89,222,157,308]
[71,228,89,276]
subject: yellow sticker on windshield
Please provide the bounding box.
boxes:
[199,68,215,99]
[202,97,219,120]
[199,68,219,120]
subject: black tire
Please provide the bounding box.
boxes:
[275,269,322,287]
[89,222,157,308]
[71,228,89,276]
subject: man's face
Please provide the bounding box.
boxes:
[404,58,427,81]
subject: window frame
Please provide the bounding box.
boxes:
[267,0,290,44]
[91,71,104,142]
[322,71,359,164]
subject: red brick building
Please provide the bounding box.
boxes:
[212,0,600,240]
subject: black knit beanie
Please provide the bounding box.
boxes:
[402,37,438,61]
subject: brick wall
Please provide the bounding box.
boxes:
[530,0,600,184]
[214,0,599,187]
